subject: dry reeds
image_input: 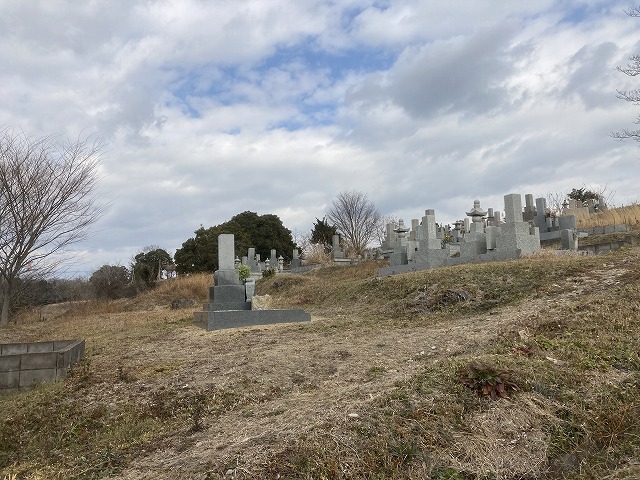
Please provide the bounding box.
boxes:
[152,272,211,300]
[576,203,640,229]
[303,243,333,266]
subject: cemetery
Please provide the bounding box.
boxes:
[2,195,640,478]
[378,193,584,276]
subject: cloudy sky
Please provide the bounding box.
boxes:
[1,1,638,276]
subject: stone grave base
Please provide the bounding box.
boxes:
[194,309,311,331]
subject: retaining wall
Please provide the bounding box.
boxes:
[0,339,85,392]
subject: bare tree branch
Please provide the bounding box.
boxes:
[623,6,640,17]
[612,9,640,142]
[0,128,105,324]
[326,191,381,257]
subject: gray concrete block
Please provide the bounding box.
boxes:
[0,371,20,389]
[19,368,56,388]
[0,340,84,390]
[0,355,20,371]
[615,224,629,233]
[56,366,69,381]
[2,343,28,355]
[21,352,57,370]
[53,340,75,350]
[56,350,71,370]
[604,225,616,234]
[27,342,54,353]
[71,341,85,364]
[539,230,561,241]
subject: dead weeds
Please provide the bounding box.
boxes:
[1,248,640,479]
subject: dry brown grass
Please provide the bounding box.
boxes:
[576,203,640,229]
[302,243,334,265]
[14,273,212,325]
[150,272,211,303]
[2,249,640,479]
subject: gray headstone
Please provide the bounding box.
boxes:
[218,234,235,270]
[503,194,523,223]
[534,197,547,230]
[422,210,437,238]
[560,229,578,251]
[558,215,577,230]
[525,194,534,209]
[410,219,419,240]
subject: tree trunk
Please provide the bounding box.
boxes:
[0,288,10,325]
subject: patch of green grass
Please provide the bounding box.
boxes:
[365,365,387,381]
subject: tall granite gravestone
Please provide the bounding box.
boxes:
[331,234,344,259]
[210,234,251,311]
[194,234,311,330]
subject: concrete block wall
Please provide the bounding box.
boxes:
[0,340,85,391]
[579,224,629,235]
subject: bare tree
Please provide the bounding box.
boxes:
[612,7,640,142]
[0,129,104,324]
[326,191,381,257]
[546,184,615,216]
[374,214,399,247]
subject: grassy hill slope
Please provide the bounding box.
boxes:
[1,247,639,479]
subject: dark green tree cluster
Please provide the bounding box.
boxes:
[310,217,337,252]
[567,188,600,205]
[131,248,173,288]
[89,265,133,300]
[174,211,296,274]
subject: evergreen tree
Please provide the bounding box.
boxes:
[310,217,337,252]
[174,212,296,273]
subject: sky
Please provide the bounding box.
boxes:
[0,0,638,277]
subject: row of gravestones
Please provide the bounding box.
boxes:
[239,248,285,274]
[378,193,580,276]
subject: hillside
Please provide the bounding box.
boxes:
[1,245,640,479]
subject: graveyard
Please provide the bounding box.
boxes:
[0,207,640,478]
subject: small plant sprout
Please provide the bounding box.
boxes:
[457,361,518,400]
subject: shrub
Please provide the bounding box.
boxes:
[236,264,252,281]
[262,267,277,279]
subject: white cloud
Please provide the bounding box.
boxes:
[0,0,638,276]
